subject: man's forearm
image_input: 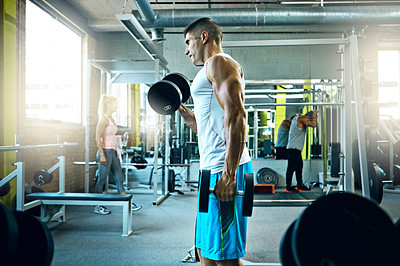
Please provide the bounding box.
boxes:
[178,104,198,134]
[223,108,246,180]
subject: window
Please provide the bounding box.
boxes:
[378,50,400,119]
[25,1,82,123]
[109,83,129,127]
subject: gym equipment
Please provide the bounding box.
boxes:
[256,167,279,185]
[363,100,379,127]
[365,126,378,160]
[167,169,176,193]
[328,142,340,177]
[394,164,400,185]
[0,201,18,263]
[279,220,297,266]
[254,183,275,193]
[26,192,133,236]
[368,162,384,204]
[13,210,54,266]
[0,202,54,266]
[360,75,373,97]
[130,156,148,169]
[33,169,53,186]
[281,192,398,266]
[394,140,400,163]
[198,170,254,217]
[395,218,400,239]
[353,156,384,204]
[147,73,191,115]
[0,177,11,197]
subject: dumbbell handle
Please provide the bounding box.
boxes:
[209,188,245,196]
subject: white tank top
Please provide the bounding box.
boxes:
[191,53,251,174]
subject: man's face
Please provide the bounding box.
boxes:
[184,32,203,66]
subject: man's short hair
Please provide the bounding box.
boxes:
[183,17,223,45]
[305,111,314,119]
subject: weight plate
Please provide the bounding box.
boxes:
[279,220,297,266]
[33,170,53,186]
[199,170,210,213]
[13,210,54,266]
[243,173,254,217]
[148,80,182,115]
[0,201,18,262]
[292,193,397,266]
[352,140,361,188]
[394,140,400,162]
[256,167,278,185]
[163,73,191,103]
[368,162,384,204]
[168,169,175,193]
[365,126,378,160]
[394,165,400,186]
[395,219,400,240]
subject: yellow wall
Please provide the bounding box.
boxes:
[274,86,287,144]
[302,80,312,160]
[1,0,18,206]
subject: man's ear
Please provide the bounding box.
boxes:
[201,31,208,43]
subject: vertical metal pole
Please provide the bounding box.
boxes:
[342,44,354,192]
[254,110,258,159]
[163,115,171,195]
[106,71,111,94]
[100,70,104,94]
[85,60,91,193]
[349,35,370,198]
[165,116,170,194]
[154,59,160,82]
[58,155,66,193]
[153,115,159,204]
[153,59,161,204]
[16,161,25,211]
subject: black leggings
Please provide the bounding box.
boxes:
[275,147,288,159]
[286,149,303,187]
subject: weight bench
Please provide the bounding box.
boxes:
[26,192,133,237]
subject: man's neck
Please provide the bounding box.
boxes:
[203,44,223,63]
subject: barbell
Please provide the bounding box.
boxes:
[198,170,254,217]
[148,73,191,115]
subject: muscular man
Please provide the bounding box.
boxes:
[178,17,253,265]
[285,110,318,193]
[275,118,292,160]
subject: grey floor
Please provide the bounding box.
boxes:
[46,185,400,266]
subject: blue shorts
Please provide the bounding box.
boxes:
[196,161,253,261]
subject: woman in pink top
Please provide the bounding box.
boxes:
[94,95,126,215]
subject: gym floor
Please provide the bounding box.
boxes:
[47,188,400,266]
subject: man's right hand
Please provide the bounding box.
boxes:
[214,173,237,202]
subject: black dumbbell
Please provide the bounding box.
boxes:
[290,192,397,266]
[198,170,254,217]
[147,73,191,115]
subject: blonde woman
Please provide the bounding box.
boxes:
[94,95,126,214]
